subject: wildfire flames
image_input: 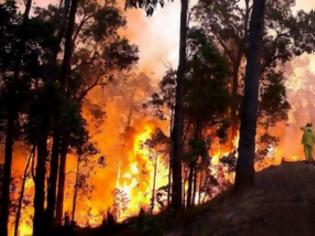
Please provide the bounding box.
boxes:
[2,1,315,234]
[6,54,315,235]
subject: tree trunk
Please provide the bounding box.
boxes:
[33,130,48,236]
[167,152,172,207]
[235,0,266,189]
[230,61,241,145]
[71,155,80,223]
[60,0,78,90]
[45,129,60,225]
[167,108,174,207]
[171,0,189,212]
[187,121,200,208]
[55,140,69,225]
[14,146,34,236]
[186,161,194,208]
[198,170,203,205]
[150,154,158,214]
[0,112,15,236]
[54,0,78,225]
[192,164,197,207]
[45,0,70,226]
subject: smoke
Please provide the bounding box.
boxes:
[275,54,315,161]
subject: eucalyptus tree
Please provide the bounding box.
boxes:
[235,0,266,188]
[193,0,313,145]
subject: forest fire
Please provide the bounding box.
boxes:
[6,69,315,235]
[7,121,305,236]
[114,124,168,219]
[1,0,315,236]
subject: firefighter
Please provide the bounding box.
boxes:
[301,123,315,162]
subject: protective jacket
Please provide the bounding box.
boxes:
[301,127,315,146]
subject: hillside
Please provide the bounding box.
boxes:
[169,161,315,236]
[54,161,315,236]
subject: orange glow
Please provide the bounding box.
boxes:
[3,2,315,235]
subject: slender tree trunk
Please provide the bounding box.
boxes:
[150,154,158,214]
[33,128,48,236]
[187,122,200,208]
[171,0,189,212]
[14,146,34,236]
[230,61,241,145]
[55,0,78,224]
[182,170,187,206]
[167,108,174,207]
[167,153,172,207]
[230,0,250,148]
[198,170,203,205]
[186,161,194,208]
[71,155,81,222]
[192,164,197,207]
[45,129,60,225]
[0,112,15,236]
[60,0,78,90]
[235,0,266,189]
[45,0,70,226]
[56,140,69,225]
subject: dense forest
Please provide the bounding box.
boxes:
[0,0,315,235]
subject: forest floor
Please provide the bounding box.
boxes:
[57,161,315,236]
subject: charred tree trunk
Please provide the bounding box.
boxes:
[45,130,60,225]
[33,126,48,236]
[14,147,34,236]
[55,0,78,225]
[71,155,81,223]
[192,164,198,207]
[150,154,158,214]
[197,170,203,205]
[230,61,241,145]
[171,0,189,212]
[56,139,69,225]
[45,0,70,226]
[167,108,174,207]
[167,152,172,207]
[182,169,187,206]
[60,0,78,90]
[186,161,194,208]
[187,121,200,208]
[235,0,266,189]
[0,111,15,236]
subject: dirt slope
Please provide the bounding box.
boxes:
[170,162,315,236]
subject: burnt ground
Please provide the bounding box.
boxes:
[53,161,315,236]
